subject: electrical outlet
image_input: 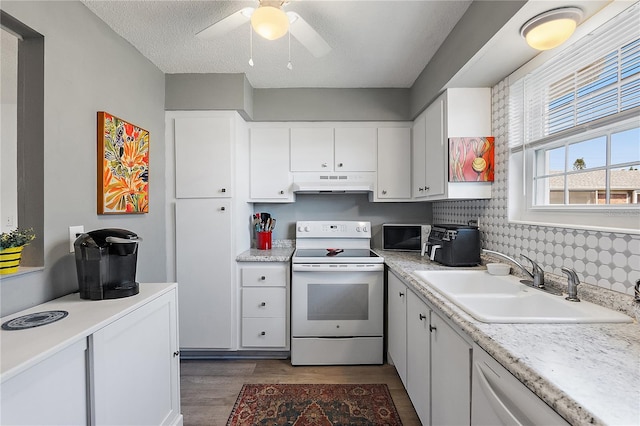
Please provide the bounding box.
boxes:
[4,215,15,228]
[69,226,84,253]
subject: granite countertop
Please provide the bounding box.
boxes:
[236,247,294,262]
[377,250,639,426]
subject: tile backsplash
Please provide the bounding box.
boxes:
[433,80,639,296]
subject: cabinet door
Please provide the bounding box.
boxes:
[250,128,293,200]
[1,339,87,425]
[334,127,377,171]
[92,290,180,426]
[174,116,232,198]
[290,127,334,171]
[411,113,427,199]
[377,127,411,200]
[424,96,446,198]
[431,312,472,426]
[406,291,431,425]
[176,198,233,349]
[387,271,408,387]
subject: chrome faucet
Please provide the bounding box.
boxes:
[561,267,580,302]
[482,249,546,289]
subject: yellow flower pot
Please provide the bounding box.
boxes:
[0,246,25,275]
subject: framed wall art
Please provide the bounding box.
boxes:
[448,136,495,182]
[97,112,149,214]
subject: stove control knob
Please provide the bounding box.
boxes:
[297,225,303,232]
[356,226,361,232]
[363,226,368,232]
[304,226,311,232]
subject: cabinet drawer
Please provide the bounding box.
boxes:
[242,318,286,347]
[242,288,286,318]
[241,266,287,287]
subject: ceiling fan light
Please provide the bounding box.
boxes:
[251,5,289,40]
[520,7,582,51]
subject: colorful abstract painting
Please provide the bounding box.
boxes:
[448,137,495,182]
[97,112,149,214]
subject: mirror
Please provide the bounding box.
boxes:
[0,11,45,269]
[1,28,18,234]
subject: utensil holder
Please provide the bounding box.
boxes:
[257,231,272,250]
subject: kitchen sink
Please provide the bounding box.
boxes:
[412,270,633,324]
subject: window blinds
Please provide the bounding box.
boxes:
[509,2,640,149]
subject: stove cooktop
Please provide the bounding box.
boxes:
[292,248,383,263]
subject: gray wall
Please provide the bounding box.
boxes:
[1,1,167,316]
[409,0,527,118]
[255,194,432,248]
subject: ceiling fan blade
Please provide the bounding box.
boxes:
[196,7,253,39]
[287,12,331,58]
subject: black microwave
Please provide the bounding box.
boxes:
[382,224,432,252]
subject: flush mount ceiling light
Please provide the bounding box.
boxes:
[250,2,289,40]
[520,7,583,50]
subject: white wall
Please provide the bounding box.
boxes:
[1,1,167,316]
[1,29,18,234]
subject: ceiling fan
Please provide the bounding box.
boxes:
[196,0,331,58]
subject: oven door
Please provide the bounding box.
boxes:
[291,263,384,337]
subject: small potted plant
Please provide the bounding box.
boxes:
[0,227,36,274]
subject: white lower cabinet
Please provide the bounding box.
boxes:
[0,285,181,425]
[387,271,407,386]
[239,262,289,349]
[1,339,88,425]
[92,290,181,425]
[406,290,431,424]
[387,271,472,425]
[431,311,472,425]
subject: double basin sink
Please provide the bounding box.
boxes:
[412,270,633,324]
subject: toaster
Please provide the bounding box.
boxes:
[426,224,481,266]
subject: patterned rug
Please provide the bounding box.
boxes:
[226,383,403,425]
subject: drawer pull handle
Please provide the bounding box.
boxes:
[173,351,180,357]
[279,190,285,194]
[220,206,226,211]
[260,276,266,280]
[419,313,426,321]
[221,188,226,193]
[429,325,437,332]
[260,302,266,307]
[399,291,404,297]
[260,331,266,336]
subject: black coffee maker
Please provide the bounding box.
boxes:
[74,228,141,300]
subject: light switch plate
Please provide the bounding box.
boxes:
[69,225,84,253]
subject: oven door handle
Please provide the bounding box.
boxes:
[292,264,384,272]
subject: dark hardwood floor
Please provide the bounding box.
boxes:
[180,359,421,425]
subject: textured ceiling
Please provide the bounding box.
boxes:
[81,0,472,89]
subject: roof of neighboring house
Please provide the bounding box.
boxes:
[549,169,640,190]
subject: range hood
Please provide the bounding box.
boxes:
[292,172,375,194]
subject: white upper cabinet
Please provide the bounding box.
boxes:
[174,116,233,198]
[334,127,377,171]
[290,126,377,172]
[290,127,334,171]
[377,127,411,201]
[412,88,492,201]
[250,127,293,201]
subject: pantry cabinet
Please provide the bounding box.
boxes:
[176,198,233,349]
[387,270,472,426]
[250,127,293,201]
[376,127,411,200]
[412,88,492,201]
[238,262,289,349]
[174,116,233,198]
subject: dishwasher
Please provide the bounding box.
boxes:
[472,343,569,425]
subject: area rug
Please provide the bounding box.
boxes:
[226,383,403,425]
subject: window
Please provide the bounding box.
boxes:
[509,3,640,233]
[533,119,640,206]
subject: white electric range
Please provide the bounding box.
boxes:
[290,221,384,365]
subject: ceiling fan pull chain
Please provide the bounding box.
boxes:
[249,24,254,67]
[287,30,293,70]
